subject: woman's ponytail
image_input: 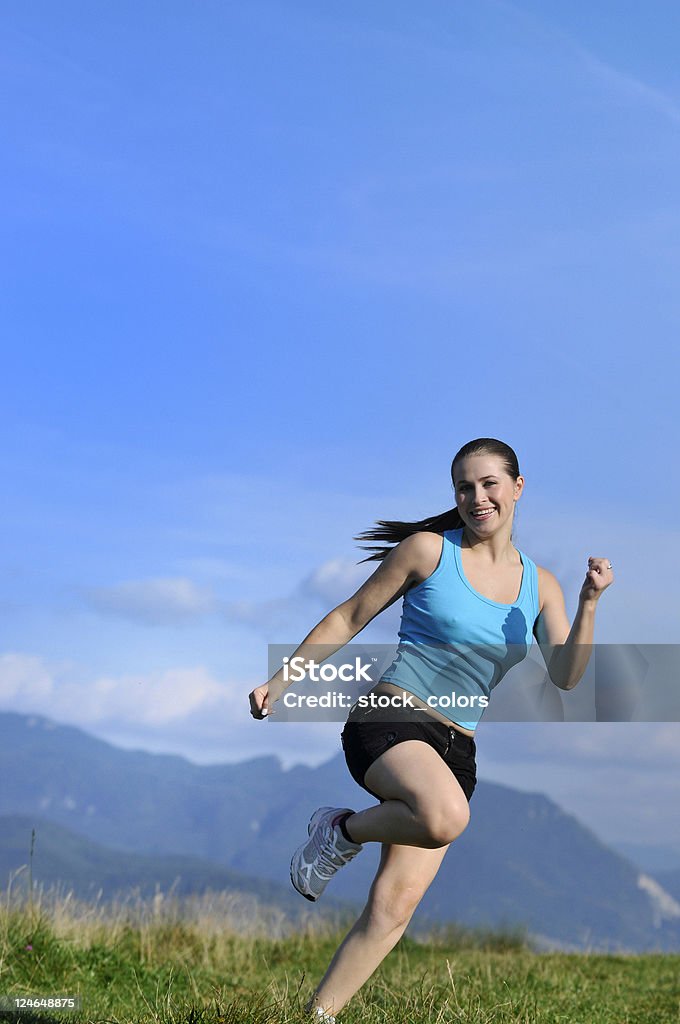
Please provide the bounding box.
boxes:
[354,506,463,563]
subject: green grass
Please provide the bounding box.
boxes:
[0,878,678,1024]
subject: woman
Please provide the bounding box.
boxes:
[248,438,613,1023]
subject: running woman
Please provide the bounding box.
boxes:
[248,438,613,1023]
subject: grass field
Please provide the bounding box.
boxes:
[1,878,679,1024]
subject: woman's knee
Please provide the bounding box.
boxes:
[365,883,422,930]
[420,799,470,847]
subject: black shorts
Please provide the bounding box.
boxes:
[340,699,477,804]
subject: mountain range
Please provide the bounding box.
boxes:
[1,710,679,952]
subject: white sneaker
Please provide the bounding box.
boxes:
[290,805,363,902]
[310,1007,336,1023]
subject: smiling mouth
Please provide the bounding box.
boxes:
[471,508,495,520]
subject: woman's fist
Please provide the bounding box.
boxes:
[249,684,270,720]
[579,556,614,604]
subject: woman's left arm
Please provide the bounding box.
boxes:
[534,558,614,690]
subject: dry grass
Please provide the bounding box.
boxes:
[1,872,678,1023]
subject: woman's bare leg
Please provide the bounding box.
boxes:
[305,740,471,1018]
[344,738,471,848]
[305,841,450,1018]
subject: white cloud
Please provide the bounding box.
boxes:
[0,649,344,772]
[86,577,217,625]
[299,558,371,605]
[477,720,680,848]
[224,557,373,636]
[0,653,55,701]
[0,652,235,728]
[479,721,680,772]
[77,666,226,725]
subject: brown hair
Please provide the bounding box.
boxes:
[354,437,521,563]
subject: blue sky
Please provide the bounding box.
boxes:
[2,1,679,855]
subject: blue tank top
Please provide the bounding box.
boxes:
[379,528,541,730]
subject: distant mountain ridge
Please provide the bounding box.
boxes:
[650,870,680,906]
[612,840,680,874]
[0,812,352,928]
[1,710,679,952]
[0,813,296,908]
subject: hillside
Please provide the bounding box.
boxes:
[2,710,678,951]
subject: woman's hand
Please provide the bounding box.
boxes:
[579,556,614,604]
[249,683,270,720]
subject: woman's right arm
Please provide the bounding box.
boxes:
[248,531,441,719]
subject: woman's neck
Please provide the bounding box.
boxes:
[461,526,517,563]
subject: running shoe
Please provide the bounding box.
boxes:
[290,805,363,902]
[310,1007,336,1023]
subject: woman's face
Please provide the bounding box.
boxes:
[452,454,523,535]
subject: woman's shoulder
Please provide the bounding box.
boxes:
[533,563,564,613]
[534,562,559,584]
[396,530,445,583]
